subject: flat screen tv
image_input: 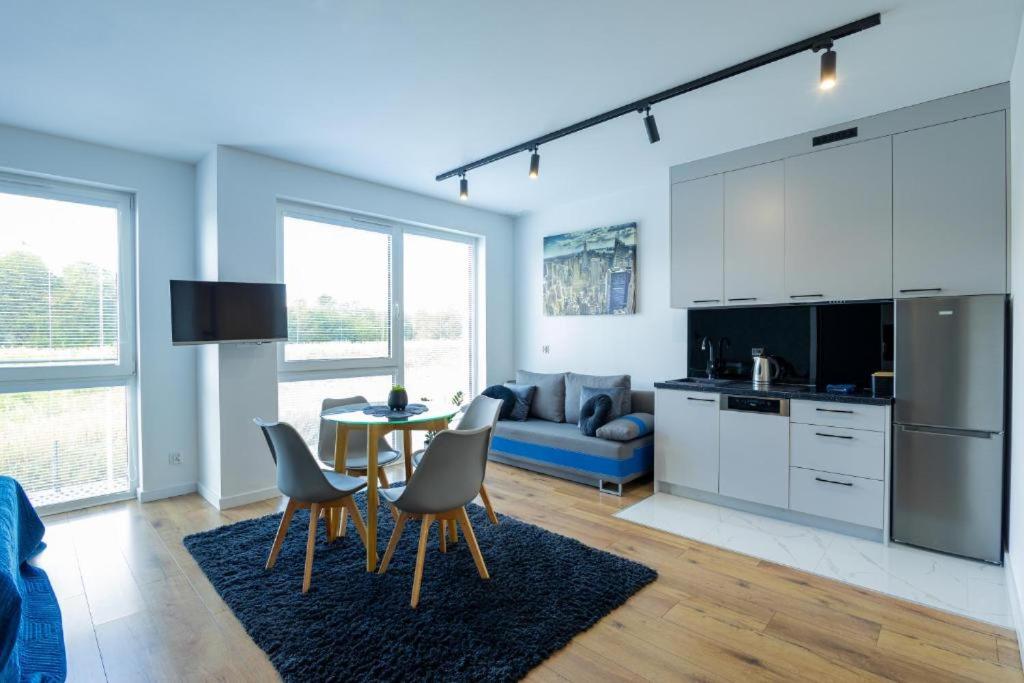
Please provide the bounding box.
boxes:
[170,280,288,345]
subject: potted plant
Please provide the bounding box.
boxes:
[387,384,409,411]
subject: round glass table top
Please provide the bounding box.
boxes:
[320,401,460,426]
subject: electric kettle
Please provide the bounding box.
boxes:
[751,348,781,385]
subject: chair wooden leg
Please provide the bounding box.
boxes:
[266,499,297,570]
[447,517,458,544]
[456,507,489,579]
[342,497,368,548]
[326,507,337,543]
[411,514,434,608]
[439,520,447,553]
[479,485,499,524]
[338,506,348,538]
[303,503,321,593]
[378,467,390,488]
[378,512,407,574]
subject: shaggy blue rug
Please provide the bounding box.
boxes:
[184,493,656,682]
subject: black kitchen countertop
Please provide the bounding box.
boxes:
[654,378,893,406]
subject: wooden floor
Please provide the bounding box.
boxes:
[38,461,1023,682]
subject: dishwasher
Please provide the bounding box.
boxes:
[718,395,791,509]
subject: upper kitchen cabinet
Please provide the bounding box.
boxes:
[724,161,785,305]
[670,173,723,308]
[784,137,893,302]
[893,112,1007,297]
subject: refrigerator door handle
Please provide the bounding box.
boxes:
[897,424,997,439]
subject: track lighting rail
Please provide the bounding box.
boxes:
[435,13,880,184]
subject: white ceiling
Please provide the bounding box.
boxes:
[0,1,1021,215]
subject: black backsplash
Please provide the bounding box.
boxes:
[687,302,893,389]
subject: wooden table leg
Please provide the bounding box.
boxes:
[331,425,350,548]
[402,428,414,482]
[365,424,379,572]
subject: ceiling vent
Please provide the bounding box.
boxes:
[812,127,858,147]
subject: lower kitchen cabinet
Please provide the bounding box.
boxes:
[790,467,884,529]
[654,389,720,493]
[719,409,789,508]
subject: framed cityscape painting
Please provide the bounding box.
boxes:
[543,222,637,316]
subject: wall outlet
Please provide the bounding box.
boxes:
[168,452,183,466]
[542,345,550,354]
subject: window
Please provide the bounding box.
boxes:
[403,232,474,405]
[0,175,135,510]
[282,215,391,362]
[277,204,478,455]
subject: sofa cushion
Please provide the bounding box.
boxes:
[579,394,613,437]
[516,370,566,422]
[597,413,654,441]
[503,383,536,421]
[481,384,516,420]
[580,385,627,420]
[564,372,631,423]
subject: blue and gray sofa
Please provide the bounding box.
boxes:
[488,371,654,494]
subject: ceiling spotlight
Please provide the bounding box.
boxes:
[459,174,469,201]
[529,148,540,179]
[818,42,837,90]
[643,107,660,144]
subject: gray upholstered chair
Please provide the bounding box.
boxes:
[411,394,502,526]
[376,408,498,608]
[319,396,403,487]
[255,418,369,593]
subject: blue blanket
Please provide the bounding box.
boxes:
[0,478,65,683]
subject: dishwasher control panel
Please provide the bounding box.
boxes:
[721,395,790,416]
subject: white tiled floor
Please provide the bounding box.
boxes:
[615,493,1012,628]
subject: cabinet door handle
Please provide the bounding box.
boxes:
[692,299,720,304]
[687,397,716,403]
[815,477,853,487]
[899,287,943,293]
[790,293,824,299]
[816,408,854,414]
[815,432,854,440]
[727,297,757,302]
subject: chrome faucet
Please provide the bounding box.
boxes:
[700,336,716,378]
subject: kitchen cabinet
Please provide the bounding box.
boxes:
[784,137,893,302]
[790,467,884,529]
[893,112,1007,297]
[670,174,723,308]
[654,389,720,493]
[724,161,785,305]
[718,409,789,508]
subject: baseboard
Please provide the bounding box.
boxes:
[1004,553,1024,670]
[215,483,280,509]
[137,482,197,503]
[196,482,220,509]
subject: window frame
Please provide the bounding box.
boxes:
[0,172,138,512]
[275,201,479,400]
[0,173,136,383]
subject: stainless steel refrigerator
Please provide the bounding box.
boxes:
[892,295,1006,564]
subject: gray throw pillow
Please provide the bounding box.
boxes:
[564,372,631,424]
[516,370,566,422]
[580,385,627,421]
[596,412,654,441]
[503,383,536,421]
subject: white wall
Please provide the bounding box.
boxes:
[1006,15,1024,635]
[199,146,516,507]
[0,125,198,501]
[513,181,687,389]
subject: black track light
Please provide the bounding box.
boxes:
[529,148,540,179]
[459,174,468,201]
[818,43,837,90]
[643,107,660,144]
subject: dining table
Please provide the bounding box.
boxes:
[320,401,461,571]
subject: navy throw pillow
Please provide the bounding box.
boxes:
[579,394,613,437]
[481,384,516,420]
